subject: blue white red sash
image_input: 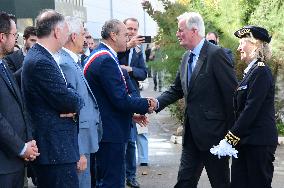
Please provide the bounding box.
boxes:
[83,48,128,92]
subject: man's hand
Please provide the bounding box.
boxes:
[127,35,144,49]
[22,140,40,161]
[120,65,133,73]
[147,97,158,113]
[77,155,87,172]
[133,114,149,127]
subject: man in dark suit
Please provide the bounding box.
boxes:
[4,26,37,87]
[83,19,155,188]
[117,17,148,188]
[154,12,238,188]
[0,11,39,188]
[22,10,84,188]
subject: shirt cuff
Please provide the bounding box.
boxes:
[19,143,27,156]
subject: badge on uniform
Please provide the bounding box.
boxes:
[237,85,247,91]
[257,62,265,66]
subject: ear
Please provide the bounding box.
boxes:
[71,33,77,42]
[54,26,61,39]
[110,32,117,42]
[0,33,5,42]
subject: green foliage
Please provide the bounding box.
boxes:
[276,123,284,136]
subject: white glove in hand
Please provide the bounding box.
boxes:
[210,139,238,159]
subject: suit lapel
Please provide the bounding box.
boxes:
[0,61,23,105]
[187,41,208,94]
[180,51,190,97]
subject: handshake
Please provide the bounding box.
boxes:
[21,140,40,161]
[132,97,158,127]
[147,97,158,114]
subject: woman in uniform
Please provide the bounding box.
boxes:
[211,26,278,188]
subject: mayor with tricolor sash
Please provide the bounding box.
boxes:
[83,19,156,188]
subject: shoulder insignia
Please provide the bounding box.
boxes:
[257,62,265,66]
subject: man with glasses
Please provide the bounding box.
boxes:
[0,11,39,188]
[5,26,37,87]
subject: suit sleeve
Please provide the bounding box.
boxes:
[212,48,238,128]
[156,70,184,112]
[0,113,25,156]
[129,52,147,81]
[33,60,84,113]
[99,57,148,114]
[230,68,272,137]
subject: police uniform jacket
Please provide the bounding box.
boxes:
[230,59,278,146]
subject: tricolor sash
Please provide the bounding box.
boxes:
[83,48,128,92]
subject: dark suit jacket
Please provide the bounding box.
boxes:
[84,43,149,143]
[4,49,25,87]
[118,46,147,93]
[231,60,278,146]
[0,59,32,174]
[157,40,238,150]
[22,43,84,165]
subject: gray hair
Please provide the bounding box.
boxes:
[36,9,65,38]
[177,12,205,38]
[242,35,272,61]
[65,16,82,35]
[101,19,122,40]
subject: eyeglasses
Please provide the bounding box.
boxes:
[5,32,19,38]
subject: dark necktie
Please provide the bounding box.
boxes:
[187,52,195,85]
[0,61,13,87]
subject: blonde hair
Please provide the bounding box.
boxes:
[243,34,272,62]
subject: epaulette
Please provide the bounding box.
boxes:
[257,62,265,66]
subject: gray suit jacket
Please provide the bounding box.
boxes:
[157,40,237,150]
[58,49,102,154]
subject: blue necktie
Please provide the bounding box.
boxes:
[187,52,195,85]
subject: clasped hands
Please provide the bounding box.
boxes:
[21,140,40,161]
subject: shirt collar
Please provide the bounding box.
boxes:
[37,42,59,63]
[191,38,205,57]
[101,42,117,57]
[62,47,79,63]
[244,59,258,74]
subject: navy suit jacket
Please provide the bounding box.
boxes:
[0,59,32,174]
[84,43,149,143]
[118,46,147,93]
[231,60,277,146]
[22,43,84,164]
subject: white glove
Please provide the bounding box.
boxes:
[210,139,238,159]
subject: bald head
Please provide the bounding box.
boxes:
[36,9,65,39]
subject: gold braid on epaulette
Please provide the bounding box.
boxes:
[225,131,240,146]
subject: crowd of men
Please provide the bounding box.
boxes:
[0,7,277,188]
